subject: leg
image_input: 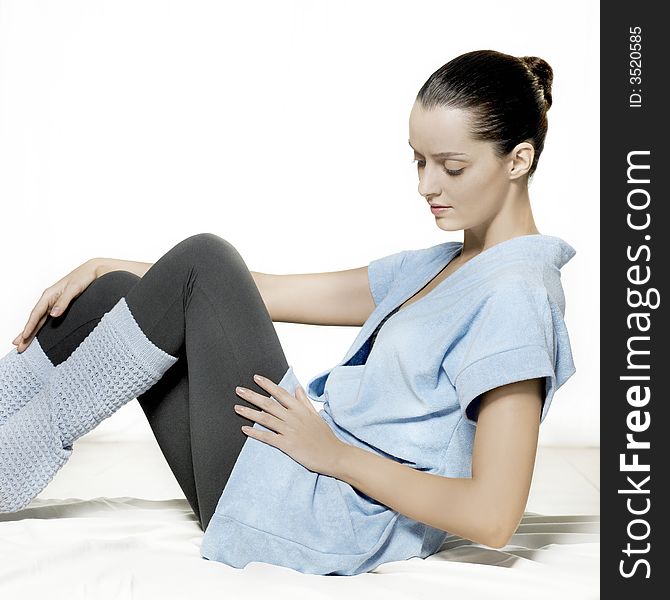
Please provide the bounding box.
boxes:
[0,272,139,429]
[123,232,290,530]
[0,278,178,513]
[35,272,203,525]
[37,270,142,365]
[0,338,54,427]
[0,232,287,527]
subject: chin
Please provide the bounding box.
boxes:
[435,220,461,232]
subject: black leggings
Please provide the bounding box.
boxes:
[35,232,290,531]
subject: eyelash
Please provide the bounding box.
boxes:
[411,159,464,176]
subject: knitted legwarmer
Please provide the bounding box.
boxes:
[0,339,55,426]
[0,297,178,512]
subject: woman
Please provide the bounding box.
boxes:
[1,49,576,575]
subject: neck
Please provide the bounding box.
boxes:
[460,188,539,258]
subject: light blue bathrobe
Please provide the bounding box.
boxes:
[200,234,577,575]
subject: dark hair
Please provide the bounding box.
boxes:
[415,49,554,179]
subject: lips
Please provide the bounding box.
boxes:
[429,204,452,208]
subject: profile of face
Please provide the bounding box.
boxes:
[408,101,534,234]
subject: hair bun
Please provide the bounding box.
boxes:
[519,55,553,110]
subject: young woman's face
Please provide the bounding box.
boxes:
[408,101,514,233]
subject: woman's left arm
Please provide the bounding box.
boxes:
[329,377,544,549]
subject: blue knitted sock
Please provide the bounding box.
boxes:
[0,338,55,427]
[0,297,178,512]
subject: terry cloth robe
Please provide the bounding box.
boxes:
[200,234,577,575]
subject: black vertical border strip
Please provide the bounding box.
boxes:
[601,1,668,595]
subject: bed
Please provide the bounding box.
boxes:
[0,402,599,599]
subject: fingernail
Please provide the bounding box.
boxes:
[51,308,60,316]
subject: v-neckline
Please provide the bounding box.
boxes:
[386,245,462,321]
[383,233,552,322]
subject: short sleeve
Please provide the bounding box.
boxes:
[367,249,408,306]
[442,284,576,426]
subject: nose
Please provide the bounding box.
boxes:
[417,164,442,199]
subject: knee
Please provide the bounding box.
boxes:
[87,271,141,304]
[179,232,236,255]
[171,232,242,272]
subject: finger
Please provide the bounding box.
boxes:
[17,334,29,352]
[298,385,310,401]
[296,385,316,411]
[19,336,34,352]
[241,424,281,448]
[51,284,81,317]
[18,314,48,352]
[294,384,307,405]
[20,317,38,344]
[235,386,287,416]
[24,288,63,338]
[21,298,50,339]
[234,404,286,434]
[252,374,294,407]
[49,290,67,317]
[28,316,48,345]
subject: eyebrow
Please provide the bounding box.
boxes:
[408,139,469,158]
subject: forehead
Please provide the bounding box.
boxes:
[408,103,473,150]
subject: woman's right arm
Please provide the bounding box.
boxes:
[14,259,376,352]
[248,266,376,327]
[96,260,377,326]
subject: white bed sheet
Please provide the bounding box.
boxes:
[0,429,599,600]
[0,498,598,600]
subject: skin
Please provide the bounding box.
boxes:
[237,102,546,549]
[12,259,153,353]
[408,101,539,260]
[12,101,546,550]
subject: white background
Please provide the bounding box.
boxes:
[0,0,599,446]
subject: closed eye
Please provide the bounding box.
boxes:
[411,159,465,177]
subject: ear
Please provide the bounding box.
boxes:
[507,141,535,180]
